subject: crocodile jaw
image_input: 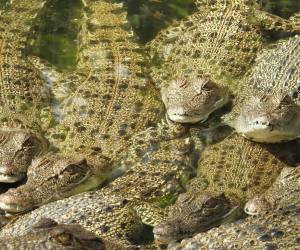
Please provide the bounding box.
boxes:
[235,115,300,143]
[167,111,208,124]
[0,174,102,213]
[0,201,28,213]
[240,128,299,143]
[166,95,228,124]
[0,172,25,183]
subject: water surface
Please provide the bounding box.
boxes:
[30,0,300,69]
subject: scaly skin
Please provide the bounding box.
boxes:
[0,218,106,249]
[0,122,194,215]
[43,0,164,195]
[148,0,300,124]
[245,166,300,215]
[154,133,286,243]
[0,154,95,213]
[0,192,144,247]
[169,204,300,250]
[100,122,198,227]
[195,133,285,202]
[0,129,47,183]
[0,0,51,182]
[0,0,164,213]
[153,190,235,245]
[226,35,300,143]
[0,121,202,247]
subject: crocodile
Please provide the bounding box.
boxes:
[0,121,195,214]
[0,110,232,215]
[0,154,97,213]
[99,122,198,226]
[0,191,145,247]
[153,133,286,244]
[0,120,205,247]
[148,0,300,124]
[225,35,300,143]
[0,218,106,249]
[0,0,52,183]
[245,166,300,215]
[168,204,300,250]
[0,0,164,211]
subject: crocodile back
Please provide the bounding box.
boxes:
[0,0,49,132]
[149,0,264,94]
[47,0,164,168]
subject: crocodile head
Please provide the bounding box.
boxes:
[0,130,47,183]
[32,219,105,249]
[0,154,100,213]
[234,93,300,143]
[161,77,229,124]
[7,218,106,249]
[244,167,300,215]
[153,191,234,244]
[244,195,271,215]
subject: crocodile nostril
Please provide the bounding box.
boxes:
[253,120,273,127]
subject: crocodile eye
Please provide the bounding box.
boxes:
[204,197,219,208]
[56,232,72,244]
[276,95,293,112]
[202,79,215,90]
[63,164,83,175]
[280,94,292,105]
[22,137,34,147]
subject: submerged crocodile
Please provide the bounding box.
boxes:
[0,218,106,249]
[225,35,300,143]
[154,133,286,244]
[169,204,300,250]
[0,0,51,183]
[148,0,300,124]
[0,0,164,211]
[245,166,300,215]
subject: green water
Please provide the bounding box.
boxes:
[262,0,300,18]
[0,0,8,5]
[117,0,196,43]
[29,0,84,69]
[30,0,300,69]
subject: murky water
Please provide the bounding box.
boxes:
[30,0,300,70]
[29,0,84,69]
[262,0,300,18]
